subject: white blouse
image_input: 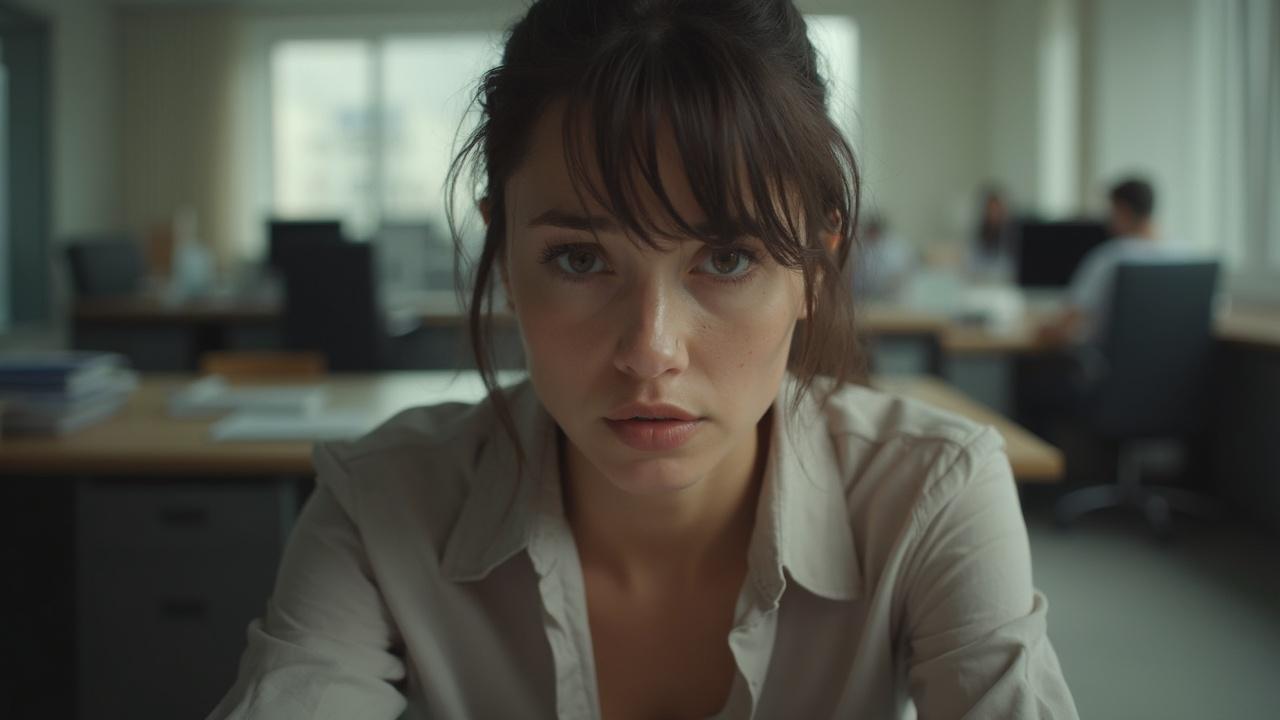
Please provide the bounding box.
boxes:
[208,375,1078,719]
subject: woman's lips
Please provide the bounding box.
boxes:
[604,417,703,452]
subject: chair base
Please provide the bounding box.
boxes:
[1054,482,1221,537]
[1054,447,1221,537]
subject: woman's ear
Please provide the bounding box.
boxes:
[822,209,843,255]
[822,230,840,256]
[479,197,492,227]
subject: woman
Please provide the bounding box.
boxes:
[969,185,1018,283]
[210,1,1077,718]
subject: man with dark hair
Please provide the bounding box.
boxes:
[1108,178,1155,220]
[1038,175,1178,345]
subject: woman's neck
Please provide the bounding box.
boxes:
[561,414,770,589]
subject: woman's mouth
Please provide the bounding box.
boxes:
[603,417,703,452]
[603,402,703,451]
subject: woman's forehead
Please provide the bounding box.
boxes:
[505,105,713,237]
[506,102,792,244]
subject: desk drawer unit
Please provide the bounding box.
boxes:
[76,480,299,720]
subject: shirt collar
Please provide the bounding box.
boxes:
[438,381,556,582]
[750,375,861,602]
[439,375,862,603]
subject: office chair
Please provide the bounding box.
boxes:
[278,240,430,372]
[266,219,344,271]
[65,235,145,298]
[1054,261,1222,536]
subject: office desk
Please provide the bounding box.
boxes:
[0,371,1061,717]
[73,296,280,323]
[1216,307,1280,353]
[924,304,1280,356]
[0,371,1063,483]
[940,318,1057,355]
[73,297,282,371]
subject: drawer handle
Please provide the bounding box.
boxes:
[159,596,207,620]
[157,506,209,528]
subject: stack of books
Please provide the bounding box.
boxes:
[0,351,139,435]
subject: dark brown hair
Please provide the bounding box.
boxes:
[446,0,865,453]
[1109,176,1155,220]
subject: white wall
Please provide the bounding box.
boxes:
[985,0,1084,221]
[804,0,993,253]
[119,0,1002,261]
[987,0,1045,215]
[118,5,240,269]
[18,0,121,240]
[1086,0,1204,250]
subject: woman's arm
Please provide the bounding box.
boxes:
[206,447,408,720]
[901,437,1079,719]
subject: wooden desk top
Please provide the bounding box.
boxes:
[940,318,1058,355]
[934,306,1280,356]
[74,297,279,323]
[0,372,1062,483]
[72,292,1278,355]
[874,376,1063,482]
[1216,307,1280,352]
[858,306,950,335]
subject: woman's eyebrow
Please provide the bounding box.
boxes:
[527,209,619,233]
[527,208,754,238]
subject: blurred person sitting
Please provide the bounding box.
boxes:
[852,214,916,301]
[1037,177,1181,346]
[1018,176,1186,446]
[967,185,1017,283]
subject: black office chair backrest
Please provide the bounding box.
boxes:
[267,219,344,271]
[1090,261,1219,439]
[280,241,384,372]
[65,236,144,298]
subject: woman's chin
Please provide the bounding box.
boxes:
[602,457,706,497]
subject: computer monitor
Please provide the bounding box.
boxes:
[1015,220,1110,288]
[64,236,145,298]
[267,219,345,270]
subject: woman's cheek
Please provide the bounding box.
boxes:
[516,280,610,367]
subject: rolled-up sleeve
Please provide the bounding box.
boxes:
[902,432,1078,719]
[206,444,408,720]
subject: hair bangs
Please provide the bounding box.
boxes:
[556,26,819,266]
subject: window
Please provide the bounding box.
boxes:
[1200,0,1280,298]
[271,40,374,229]
[267,18,859,290]
[0,41,9,333]
[806,15,861,148]
[270,32,501,244]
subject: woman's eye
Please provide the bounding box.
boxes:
[556,247,607,275]
[699,249,753,278]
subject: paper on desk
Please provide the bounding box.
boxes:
[170,376,327,417]
[210,410,379,442]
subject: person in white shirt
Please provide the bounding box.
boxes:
[209,1,1078,718]
[852,213,917,301]
[968,185,1018,283]
[1038,177,1175,346]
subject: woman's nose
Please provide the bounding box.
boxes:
[612,277,689,381]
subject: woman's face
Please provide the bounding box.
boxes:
[499,106,807,496]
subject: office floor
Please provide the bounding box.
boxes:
[1022,494,1280,719]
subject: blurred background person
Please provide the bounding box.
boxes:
[853,213,916,301]
[967,184,1017,283]
[1038,176,1179,347]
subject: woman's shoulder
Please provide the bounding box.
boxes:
[310,381,535,520]
[818,380,990,447]
[809,378,1010,506]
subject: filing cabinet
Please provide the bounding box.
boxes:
[76,480,299,720]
